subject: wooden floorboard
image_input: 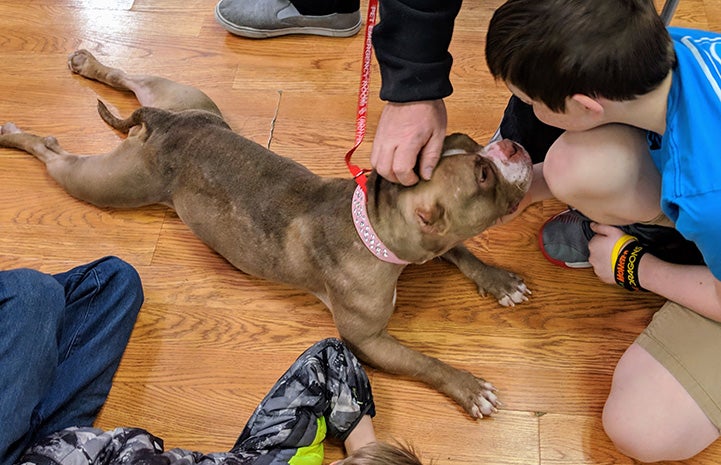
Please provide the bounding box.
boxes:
[1,1,719,464]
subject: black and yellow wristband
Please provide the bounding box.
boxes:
[612,235,648,292]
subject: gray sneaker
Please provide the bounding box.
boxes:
[214,0,362,38]
[539,209,594,269]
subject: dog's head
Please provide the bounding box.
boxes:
[377,133,533,261]
[435,132,532,219]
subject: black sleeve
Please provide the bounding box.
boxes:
[372,0,463,102]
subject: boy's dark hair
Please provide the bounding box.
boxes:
[339,441,429,465]
[485,0,676,112]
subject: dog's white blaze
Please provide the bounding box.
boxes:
[481,140,532,187]
[489,157,530,185]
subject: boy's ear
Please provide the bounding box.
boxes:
[570,94,604,114]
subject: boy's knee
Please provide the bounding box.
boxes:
[543,133,596,202]
[543,126,646,204]
[97,256,144,303]
[603,398,674,463]
[111,257,142,290]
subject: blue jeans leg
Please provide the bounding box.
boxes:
[0,256,143,465]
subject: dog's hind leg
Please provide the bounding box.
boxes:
[0,122,168,208]
[67,49,223,118]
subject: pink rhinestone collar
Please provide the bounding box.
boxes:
[352,185,411,265]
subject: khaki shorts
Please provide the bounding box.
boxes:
[636,301,721,430]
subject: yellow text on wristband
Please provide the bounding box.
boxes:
[614,240,648,291]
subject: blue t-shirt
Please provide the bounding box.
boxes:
[648,27,721,280]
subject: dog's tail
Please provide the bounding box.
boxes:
[96,100,142,134]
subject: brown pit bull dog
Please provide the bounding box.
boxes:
[0,50,532,419]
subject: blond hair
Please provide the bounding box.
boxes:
[339,441,429,465]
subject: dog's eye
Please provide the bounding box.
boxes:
[479,166,488,184]
[474,157,494,188]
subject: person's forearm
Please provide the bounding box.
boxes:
[373,0,462,102]
[343,415,377,454]
[639,255,721,321]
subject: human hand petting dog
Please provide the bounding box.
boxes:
[370,99,447,185]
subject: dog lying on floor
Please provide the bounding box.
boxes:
[0,50,533,419]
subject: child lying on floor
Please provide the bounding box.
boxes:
[16,338,424,465]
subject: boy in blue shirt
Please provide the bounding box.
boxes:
[485,0,721,461]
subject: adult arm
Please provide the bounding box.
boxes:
[370,0,462,185]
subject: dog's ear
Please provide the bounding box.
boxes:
[415,203,448,235]
[442,133,481,156]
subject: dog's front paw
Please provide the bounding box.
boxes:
[476,267,531,307]
[495,278,531,307]
[451,372,502,419]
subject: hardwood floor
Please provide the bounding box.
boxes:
[1,1,719,464]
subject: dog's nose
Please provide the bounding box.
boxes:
[482,139,530,165]
[504,140,531,162]
[508,141,519,157]
[494,139,518,158]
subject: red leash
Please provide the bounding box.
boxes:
[344,0,378,195]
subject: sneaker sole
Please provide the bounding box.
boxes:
[215,6,362,38]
